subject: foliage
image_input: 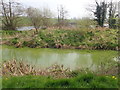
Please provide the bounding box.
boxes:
[1,28,118,50]
[10,38,19,45]
[94,1,107,27]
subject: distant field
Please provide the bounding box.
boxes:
[17,17,32,27]
[1,16,59,28]
[0,16,32,28]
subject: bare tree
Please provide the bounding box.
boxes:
[1,0,24,30]
[118,1,120,29]
[26,7,43,32]
[57,5,68,28]
[42,7,53,27]
[108,1,118,29]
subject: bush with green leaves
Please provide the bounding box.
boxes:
[10,38,19,45]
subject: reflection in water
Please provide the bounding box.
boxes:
[113,56,119,62]
[1,45,118,71]
[17,26,35,31]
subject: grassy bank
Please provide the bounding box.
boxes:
[1,28,118,50]
[2,74,119,88]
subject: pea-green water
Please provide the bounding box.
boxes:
[0,45,118,71]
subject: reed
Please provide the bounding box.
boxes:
[1,59,119,78]
[2,59,71,78]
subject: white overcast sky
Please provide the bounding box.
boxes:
[18,0,119,18]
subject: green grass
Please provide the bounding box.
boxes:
[18,17,32,27]
[17,16,58,27]
[0,77,2,89]
[2,73,119,88]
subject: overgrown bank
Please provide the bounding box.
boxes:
[1,60,119,88]
[1,29,118,50]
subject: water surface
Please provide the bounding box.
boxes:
[17,26,35,31]
[1,45,118,71]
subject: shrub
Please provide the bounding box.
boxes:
[10,38,19,45]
